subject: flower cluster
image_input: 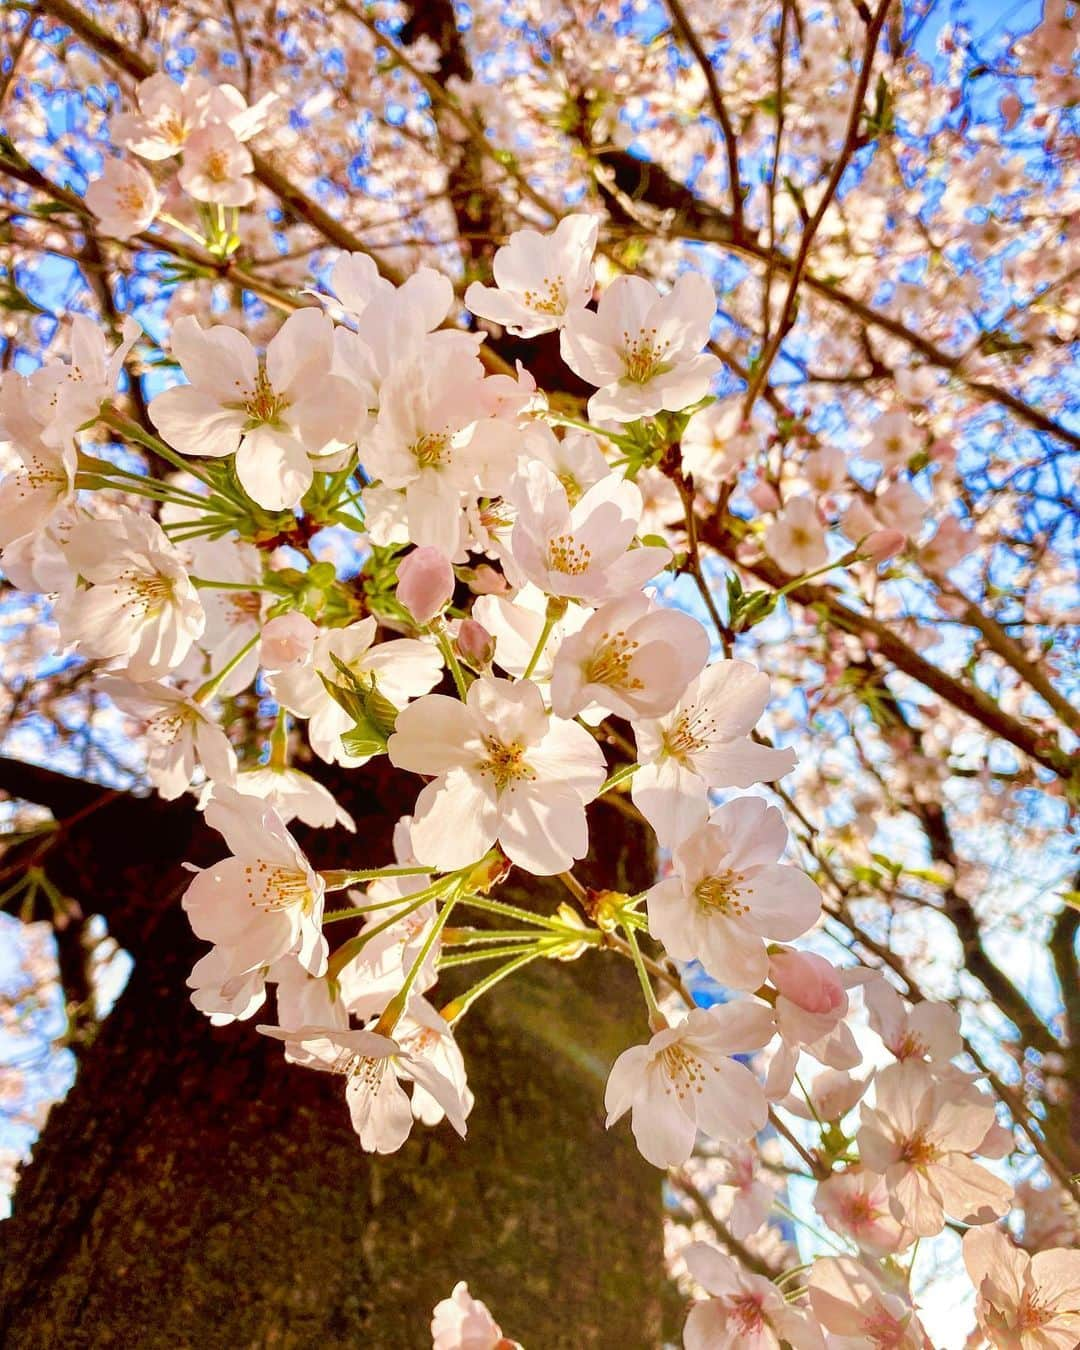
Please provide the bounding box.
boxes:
[2,128,1069,1339]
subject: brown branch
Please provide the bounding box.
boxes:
[742,0,893,413]
[662,0,744,238]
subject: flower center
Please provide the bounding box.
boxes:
[228,591,263,622]
[658,1042,711,1100]
[694,870,749,916]
[242,863,314,912]
[729,1293,766,1333]
[480,737,535,791]
[893,1030,928,1060]
[862,1308,906,1347]
[522,274,567,315]
[661,710,713,763]
[118,569,175,615]
[17,454,65,493]
[148,710,190,745]
[412,431,453,469]
[899,1131,941,1169]
[547,533,592,576]
[621,327,671,384]
[203,148,234,183]
[243,368,290,426]
[584,632,642,690]
[118,184,152,215]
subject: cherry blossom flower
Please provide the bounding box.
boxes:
[113,73,276,160]
[31,313,141,447]
[465,213,598,336]
[85,158,162,240]
[646,796,821,989]
[187,536,268,694]
[431,1283,520,1350]
[55,508,205,681]
[473,583,589,684]
[183,787,327,982]
[395,996,474,1129]
[857,1060,1013,1237]
[864,978,963,1065]
[561,273,721,422]
[963,1224,1080,1349]
[680,399,766,487]
[510,461,671,605]
[863,409,923,471]
[764,497,829,576]
[99,676,236,800]
[388,676,606,874]
[362,345,509,558]
[604,1003,774,1168]
[0,377,76,549]
[177,123,255,206]
[631,660,797,847]
[549,593,709,721]
[813,1169,913,1257]
[808,1256,928,1349]
[150,310,367,509]
[257,1023,468,1153]
[681,1242,824,1350]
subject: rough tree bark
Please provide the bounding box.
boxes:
[0,758,665,1348]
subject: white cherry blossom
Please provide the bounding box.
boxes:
[465,213,598,336]
[604,1003,774,1168]
[510,461,670,605]
[85,158,162,240]
[561,272,721,422]
[631,660,797,846]
[150,310,367,510]
[550,593,709,721]
[645,796,821,989]
[388,676,606,874]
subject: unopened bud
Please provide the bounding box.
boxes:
[457,618,494,669]
[396,547,454,625]
[769,949,845,1016]
[862,528,906,563]
[749,479,781,512]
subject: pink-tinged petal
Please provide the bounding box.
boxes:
[498,780,588,875]
[408,768,499,871]
[1030,1247,1080,1310]
[235,425,313,510]
[388,695,478,775]
[696,737,798,789]
[266,307,334,393]
[149,384,246,458]
[346,1066,414,1153]
[929,1154,1012,1225]
[630,1071,697,1167]
[739,863,821,940]
[400,1054,468,1137]
[169,315,258,401]
[632,758,709,848]
[682,1299,733,1350]
[963,1226,1027,1309]
[528,716,607,802]
[683,1242,742,1297]
[694,1059,768,1144]
[887,1163,944,1237]
[604,1043,651,1124]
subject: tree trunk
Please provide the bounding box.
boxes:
[0,760,664,1348]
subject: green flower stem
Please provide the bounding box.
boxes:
[434,626,469,699]
[325,891,435,981]
[439,938,561,969]
[320,864,442,890]
[598,762,639,796]
[522,614,556,681]
[458,892,578,933]
[441,927,546,946]
[190,576,283,594]
[441,946,552,1026]
[374,884,463,1035]
[99,406,223,496]
[620,920,664,1028]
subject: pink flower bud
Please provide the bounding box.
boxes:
[457,618,494,668]
[769,950,845,1016]
[467,564,509,596]
[862,528,906,563]
[748,479,781,513]
[261,613,317,671]
[397,547,454,625]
